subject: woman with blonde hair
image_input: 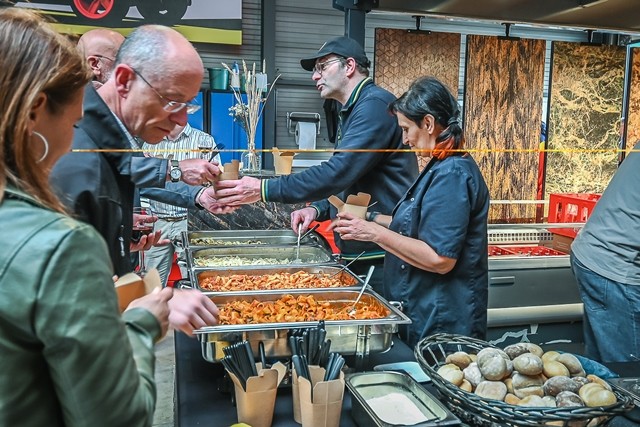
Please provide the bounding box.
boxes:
[0,8,173,426]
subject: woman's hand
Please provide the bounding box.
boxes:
[333,212,380,242]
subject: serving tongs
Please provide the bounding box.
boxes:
[348,265,375,316]
[329,250,366,278]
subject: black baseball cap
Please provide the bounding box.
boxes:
[300,36,371,71]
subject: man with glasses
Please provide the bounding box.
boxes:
[215,36,418,292]
[77,28,124,88]
[51,25,225,335]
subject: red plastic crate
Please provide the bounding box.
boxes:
[488,245,516,256]
[488,245,566,257]
[548,193,601,238]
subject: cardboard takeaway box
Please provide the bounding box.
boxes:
[114,269,161,313]
[328,192,371,219]
[551,233,574,254]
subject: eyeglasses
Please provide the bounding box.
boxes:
[93,54,114,63]
[313,58,343,75]
[131,68,201,114]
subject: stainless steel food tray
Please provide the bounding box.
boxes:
[192,265,362,294]
[347,372,460,427]
[186,244,336,271]
[182,229,325,249]
[194,289,411,365]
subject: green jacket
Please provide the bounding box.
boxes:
[0,186,161,426]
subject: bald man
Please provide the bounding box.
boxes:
[51,25,228,335]
[77,28,125,87]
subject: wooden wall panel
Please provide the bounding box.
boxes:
[465,35,546,222]
[374,29,461,98]
[546,42,625,196]
[374,29,461,170]
[626,48,640,155]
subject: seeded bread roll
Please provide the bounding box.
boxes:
[475,380,508,401]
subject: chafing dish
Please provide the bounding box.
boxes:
[347,372,460,427]
[195,289,411,367]
[186,244,335,271]
[192,265,362,293]
[181,229,327,249]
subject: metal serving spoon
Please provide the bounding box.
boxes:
[348,265,375,316]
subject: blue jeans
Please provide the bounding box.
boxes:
[570,252,640,363]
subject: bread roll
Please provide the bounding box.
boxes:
[459,379,473,392]
[504,393,520,405]
[586,374,612,391]
[478,353,509,381]
[475,380,508,401]
[541,350,560,363]
[555,353,583,376]
[543,360,570,378]
[437,363,464,386]
[504,343,531,360]
[446,351,473,369]
[513,353,544,375]
[518,395,547,407]
[463,362,483,388]
[556,390,584,407]
[543,375,580,396]
[579,383,617,407]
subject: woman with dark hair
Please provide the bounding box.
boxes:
[0,8,173,425]
[335,76,490,347]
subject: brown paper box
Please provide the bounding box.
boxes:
[552,233,574,253]
[227,362,287,427]
[328,192,371,219]
[114,268,161,313]
[298,366,345,427]
[272,147,296,175]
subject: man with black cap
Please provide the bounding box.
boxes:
[215,36,418,292]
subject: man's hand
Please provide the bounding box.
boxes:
[130,230,170,252]
[168,289,220,336]
[126,287,173,339]
[197,187,239,214]
[178,158,220,185]
[291,207,318,234]
[213,176,262,205]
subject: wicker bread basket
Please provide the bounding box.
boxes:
[415,333,634,426]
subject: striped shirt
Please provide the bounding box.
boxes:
[142,123,220,218]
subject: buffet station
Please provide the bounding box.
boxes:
[171,226,640,427]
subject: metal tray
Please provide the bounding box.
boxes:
[182,229,325,249]
[186,244,335,270]
[194,289,411,363]
[192,265,362,293]
[347,372,460,427]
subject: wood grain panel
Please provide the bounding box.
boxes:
[374,28,461,171]
[547,42,625,197]
[465,35,546,222]
[626,47,640,155]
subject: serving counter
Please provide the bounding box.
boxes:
[173,332,640,427]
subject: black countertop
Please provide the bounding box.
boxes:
[174,333,640,427]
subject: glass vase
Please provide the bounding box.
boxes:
[240,148,262,174]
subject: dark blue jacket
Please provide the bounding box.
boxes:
[264,78,418,258]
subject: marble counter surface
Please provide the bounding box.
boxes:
[189,201,307,231]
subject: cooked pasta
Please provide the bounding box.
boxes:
[219,294,388,324]
[199,271,357,291]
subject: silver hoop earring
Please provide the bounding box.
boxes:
[32,131,49,163]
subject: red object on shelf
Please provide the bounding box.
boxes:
[548,193,601,238]
[488,245,566,257]
[488,245,516,256]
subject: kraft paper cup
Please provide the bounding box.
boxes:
[273,152,294,175]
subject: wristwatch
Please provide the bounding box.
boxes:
[169,159,182,182]
[368,211,381,222]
